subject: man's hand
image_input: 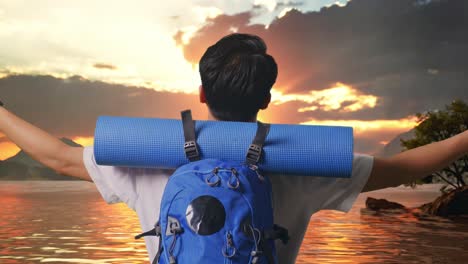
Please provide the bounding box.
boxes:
[362,130,468,192]
[0,106,92,181]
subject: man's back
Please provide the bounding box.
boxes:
[82,146,373,263]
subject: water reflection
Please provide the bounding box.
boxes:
[0,182,467,263]
[296,188,468,264]
[0,181,147,263]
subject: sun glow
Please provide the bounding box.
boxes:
[71,136,94,147]
[0,1,213,95]
[271,83,378,112]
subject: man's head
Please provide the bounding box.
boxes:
[198,33,277,122]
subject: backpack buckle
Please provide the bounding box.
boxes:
[184,140,200,161]
[166,216,183,236]
[246,144,262,165]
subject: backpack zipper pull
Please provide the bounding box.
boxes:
[222,232,236,258]
[251,250,263,264]
[248,164,265,181]
[169,256,177,264]
[166,217,183,264]
[228,168,240,189]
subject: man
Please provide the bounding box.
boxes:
[0,33,467,264]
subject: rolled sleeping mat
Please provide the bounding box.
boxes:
[94,116,354,178]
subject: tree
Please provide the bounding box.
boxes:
[401,99,468,192]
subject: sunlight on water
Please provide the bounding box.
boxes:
[0,181,467,263]
[0,181,148,263]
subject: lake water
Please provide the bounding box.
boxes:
[0,182,467,263]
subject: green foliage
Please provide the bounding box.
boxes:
[401,99,468,191]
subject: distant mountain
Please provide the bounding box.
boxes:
[0,138,83,180]
[374,129,415,158]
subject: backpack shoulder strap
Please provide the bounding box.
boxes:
[181,109,200,161]
[246,121,270,165]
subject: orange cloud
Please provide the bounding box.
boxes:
[271,83,378,113]
[0,141,20,160]
[300,117,420,154]
[72,136,94,147]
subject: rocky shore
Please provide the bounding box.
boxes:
[366,186,468,217]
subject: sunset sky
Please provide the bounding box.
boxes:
[1,0,467,160]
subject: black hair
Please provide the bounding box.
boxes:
[199,33,278,121]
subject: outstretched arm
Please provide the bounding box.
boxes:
[0,106,91,181]
[362,130,468,192]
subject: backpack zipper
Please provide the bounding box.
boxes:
[222,231,236,264]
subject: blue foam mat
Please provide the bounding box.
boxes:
[94,116,354,178]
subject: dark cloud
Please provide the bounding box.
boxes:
[177,0,468,121]
[0,75,207,138]
[93,63,118,70]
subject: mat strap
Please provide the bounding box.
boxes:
[181,109,200,161]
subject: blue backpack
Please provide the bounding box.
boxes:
[135,110,289,264]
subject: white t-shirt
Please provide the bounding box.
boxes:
[83,146,374,264]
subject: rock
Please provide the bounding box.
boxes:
[365,197,406,211]
[420,186,468,217]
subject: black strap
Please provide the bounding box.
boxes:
[258,225,290,264]
[152,235,163,264]
[134,228,158,239]
[263,224,290,245]
[258,239,275,264]
[181,109,200,161]
[135,222,163,264]
[246,121,270,165]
